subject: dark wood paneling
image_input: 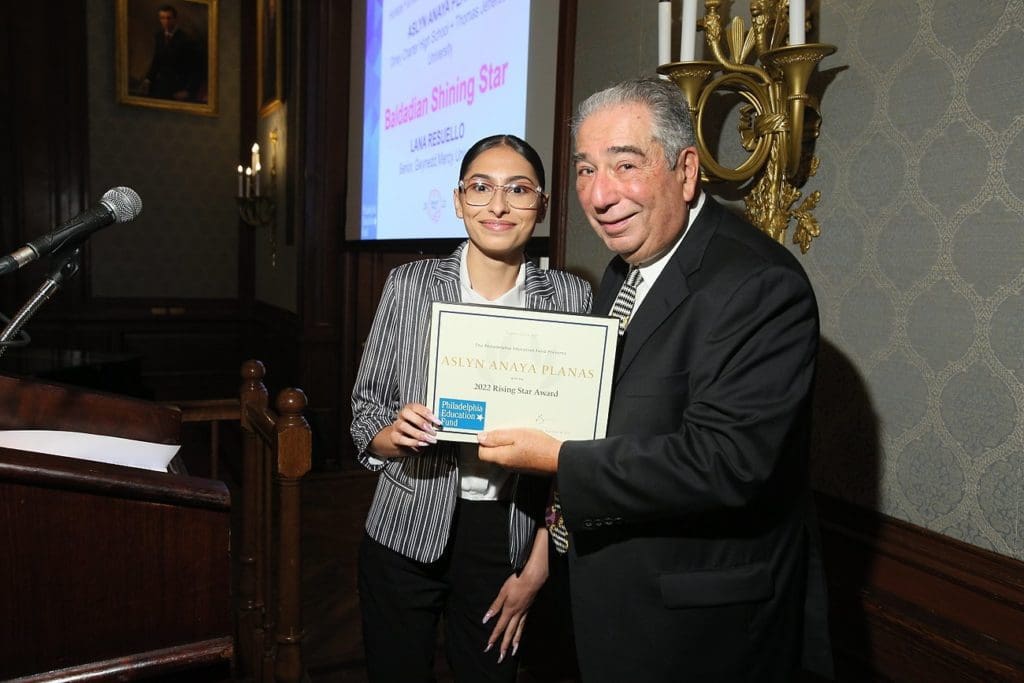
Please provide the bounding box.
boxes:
[549,0,578,270]
[817,493,1024,682]
[0,0,90,315]
[0,450,231,680]
[17,302,246,401]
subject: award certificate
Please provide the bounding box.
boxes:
[425,302,619,443]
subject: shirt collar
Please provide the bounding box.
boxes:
[458,245,526,307]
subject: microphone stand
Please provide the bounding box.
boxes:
[0,246,82,360]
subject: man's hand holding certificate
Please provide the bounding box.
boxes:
[425,302,618,444]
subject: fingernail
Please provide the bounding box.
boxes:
[484,642,493,653]
[512,642,519,657]
[425,436,437,444]
[498,651,505,664]
[417,441,429,447]
[482,611,493,624]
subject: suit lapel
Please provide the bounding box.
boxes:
[594,259,628,317]
[614,198,722,382]
[524,260,557,311]
[430,242,464,304]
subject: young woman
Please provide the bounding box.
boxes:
[351,134,592,682]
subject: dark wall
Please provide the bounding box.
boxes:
[1,1,90,317]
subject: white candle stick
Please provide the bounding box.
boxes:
[254,168,260,197]
[789,0,805,45]
[680,0,698,61]
[245,166,253,198]
[251,142,261,173]
[236,165,243,197]
[658,1,671,67]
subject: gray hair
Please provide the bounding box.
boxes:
[571,78,695,169]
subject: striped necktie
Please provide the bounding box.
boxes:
[609,266,643,334]
[547,489,569,554]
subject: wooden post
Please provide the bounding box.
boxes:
[273,388,311,683]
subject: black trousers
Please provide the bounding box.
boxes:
[358,499,519,683]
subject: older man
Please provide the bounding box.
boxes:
[478,78,832,682]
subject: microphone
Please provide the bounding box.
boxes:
[0,186,142,275]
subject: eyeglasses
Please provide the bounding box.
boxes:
[458,180,545,210]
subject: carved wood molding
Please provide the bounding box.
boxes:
[815,493,1024,681]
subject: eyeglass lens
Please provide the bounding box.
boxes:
[461,181,540,209]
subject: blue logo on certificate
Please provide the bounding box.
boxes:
[438,398,486,431]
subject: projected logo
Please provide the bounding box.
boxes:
[424,188,445,222]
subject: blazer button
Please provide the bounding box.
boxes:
[584,520,593,529]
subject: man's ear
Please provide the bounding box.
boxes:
[675,146,700,202]
[453,188,464,219]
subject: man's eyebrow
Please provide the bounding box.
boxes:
[608,145,646,156]
[572,145,647,164]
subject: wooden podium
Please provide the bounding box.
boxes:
[0,373,233,680]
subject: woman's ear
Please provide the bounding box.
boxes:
[536,193,550,223]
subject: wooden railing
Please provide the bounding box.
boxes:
[175,359,311,683]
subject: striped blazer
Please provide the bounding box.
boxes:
[351,242,593,565]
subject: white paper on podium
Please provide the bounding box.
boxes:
[0,430,180,472]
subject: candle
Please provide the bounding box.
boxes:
[680,0,698,61]
[254,168,260,197]
[251,142,261,173]
[236,164,243,197]
[658,1,671,67]
[789,0,805,45]
[245,166,253,198]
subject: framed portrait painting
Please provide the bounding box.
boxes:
[116,0,218,116]
[258,0,284,116]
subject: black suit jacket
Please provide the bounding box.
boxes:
[146,30,200,100]
[559,197,832,682]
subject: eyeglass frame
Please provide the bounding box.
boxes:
[457,179,548,210]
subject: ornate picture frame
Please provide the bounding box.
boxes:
[116,0,218,116]
[258,0,284,116]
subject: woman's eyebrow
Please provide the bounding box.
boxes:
[465,173,536,184]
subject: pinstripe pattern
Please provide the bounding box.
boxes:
[351,242,593,565]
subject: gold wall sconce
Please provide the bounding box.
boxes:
[236,128,279,267]
[657,0,835,253]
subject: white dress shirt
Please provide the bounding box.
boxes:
[455,247,525,500]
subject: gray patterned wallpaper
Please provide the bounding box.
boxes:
[568,0,1024,560]
[807,0,1023,559]
[86,1,241,299]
